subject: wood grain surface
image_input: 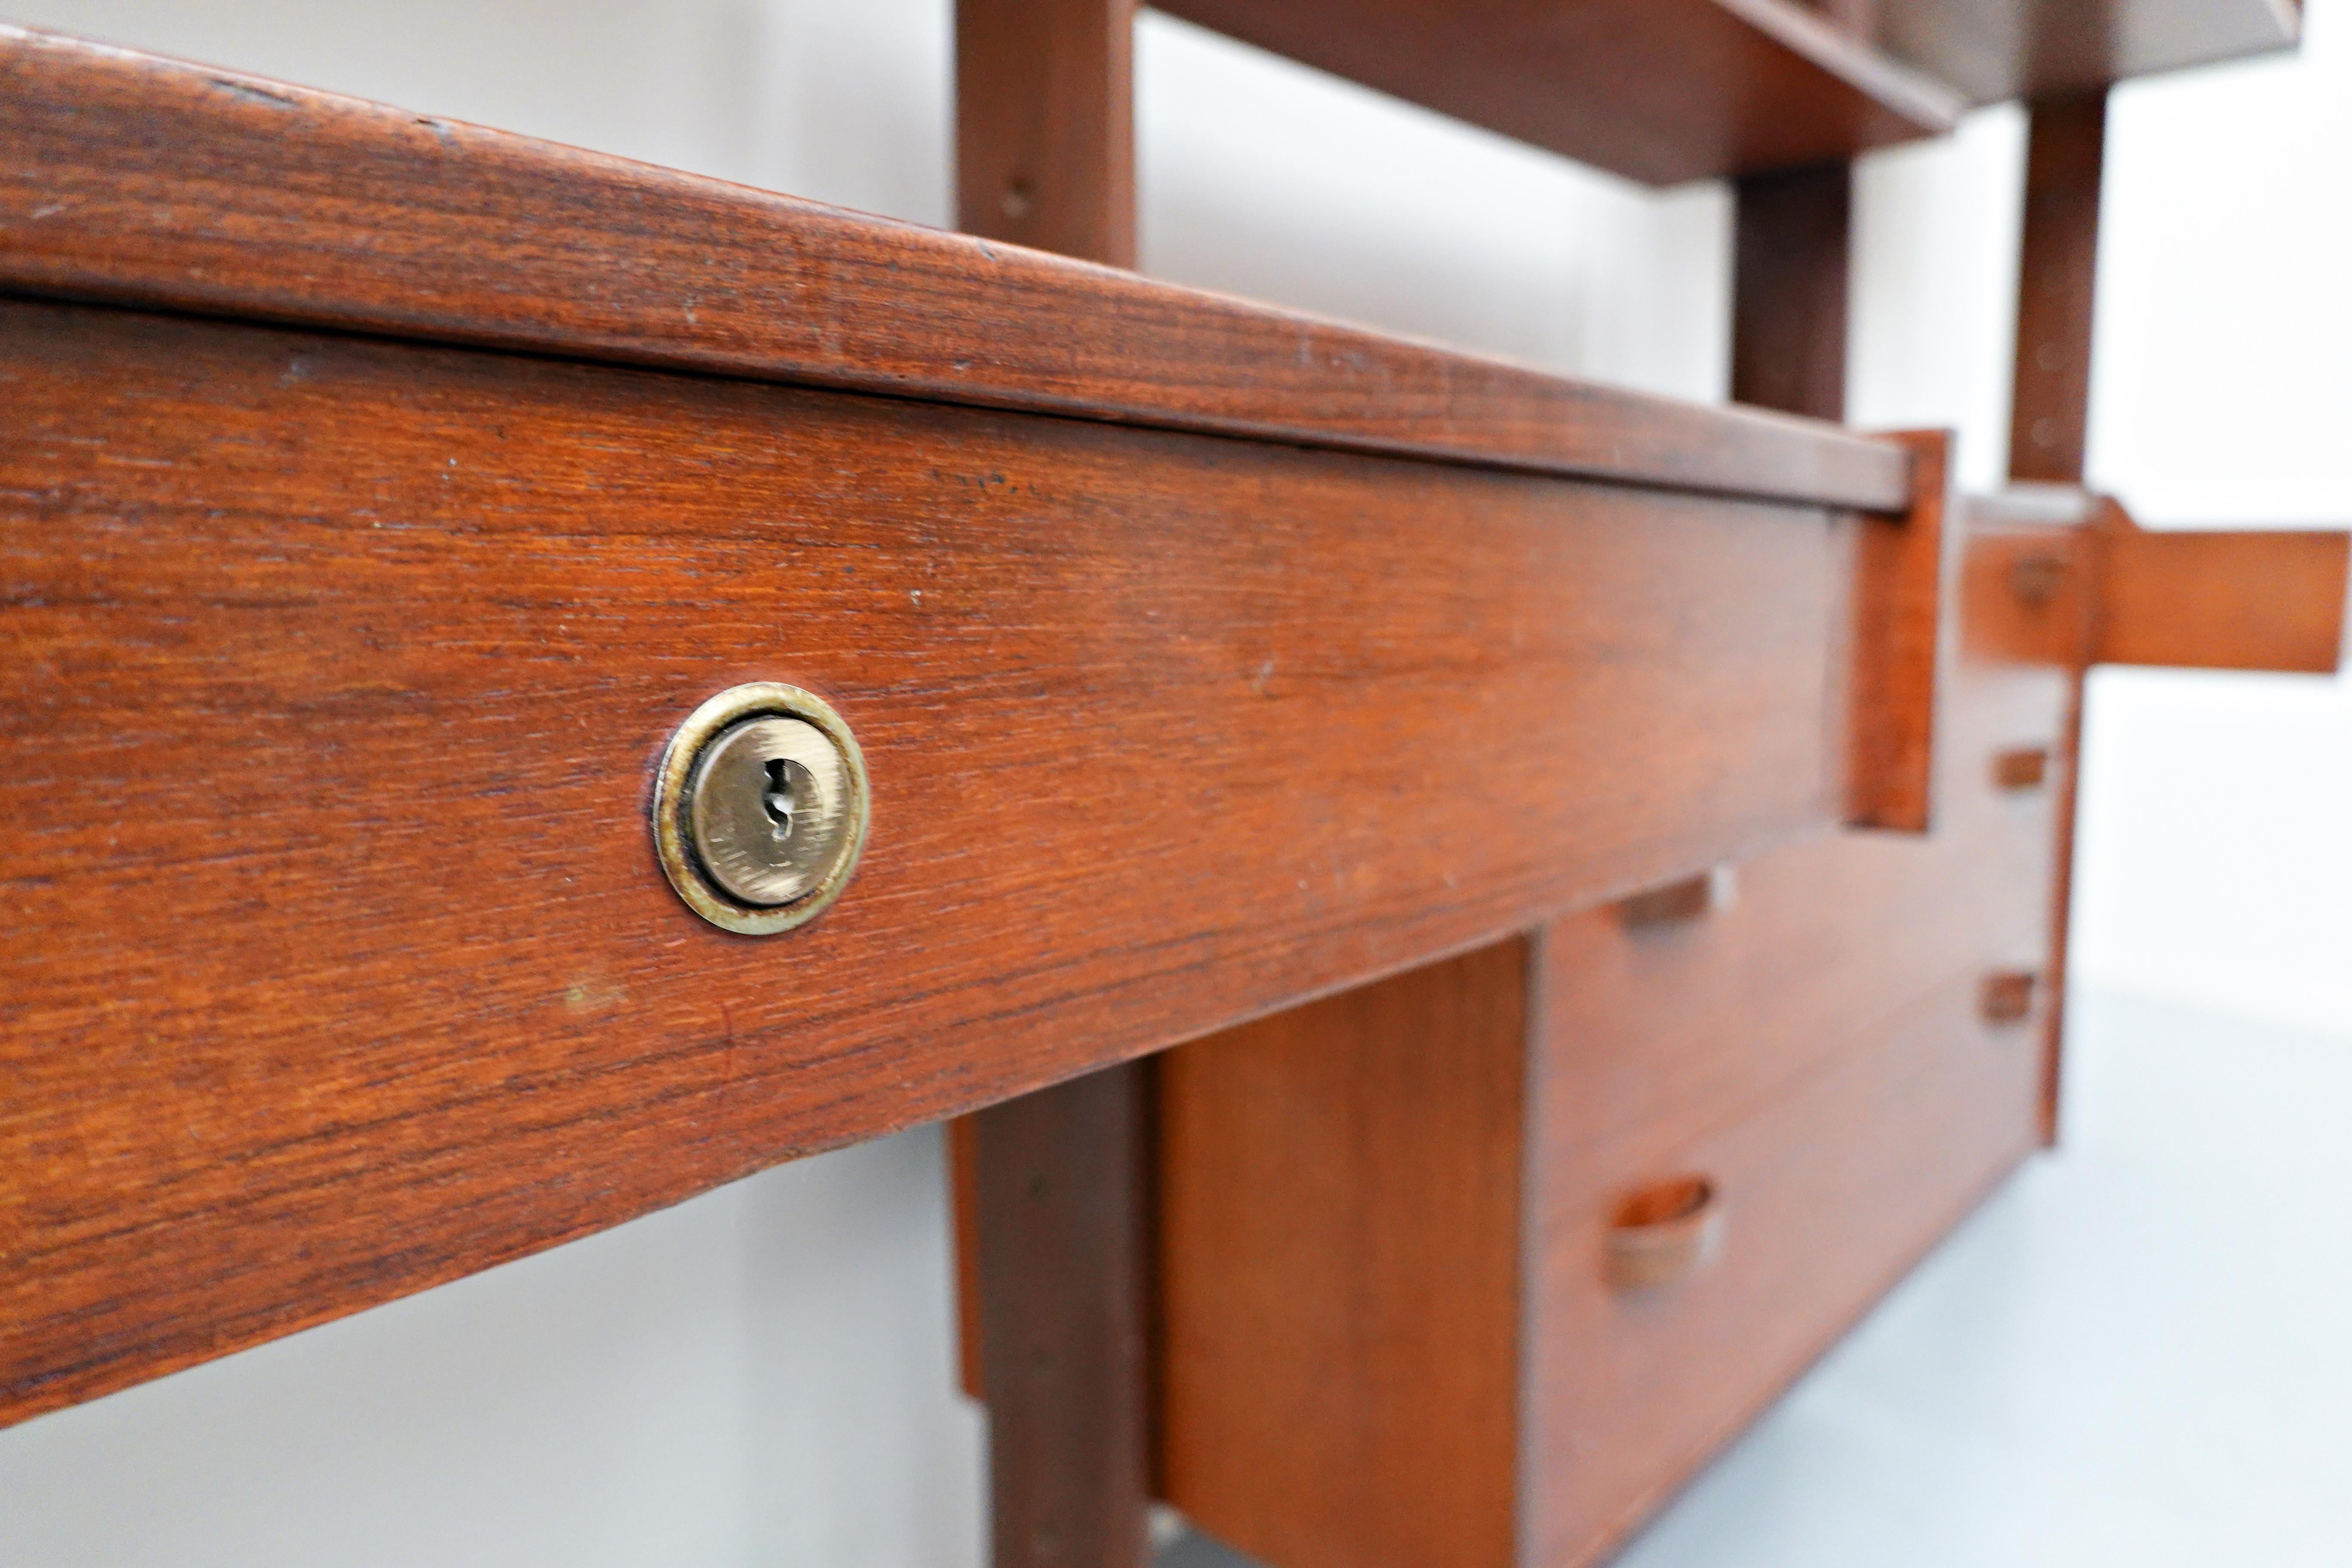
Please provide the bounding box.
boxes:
[968,1062,1153,1568]
[1522,968,2046,1568]
[1150,0,1961,186]
[1158,941,1529,1568]
[0,25,1908,513]
[1537,514,2081,1192]
[2002,87,2106,1155]
[0,297,1888,1424]
[953,11,1154,1562]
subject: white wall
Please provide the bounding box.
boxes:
[1846,6,2352,1044]
[2069,6,2352,1041]
[3,0,2346,1559]
[0,1128,983,1568]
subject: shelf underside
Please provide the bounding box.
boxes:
[1879,0,2301,104]
[1153,0,1966,185]
[1152,0,2299,185]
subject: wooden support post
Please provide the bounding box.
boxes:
[966,1064,1154,1568]
[2008,89,2107,1143]
[1732,160,1851,422]
[1734,159,1953,838]
[2009,92,2107,486]
[957,0,1137,268]
[955,3,1150,1565]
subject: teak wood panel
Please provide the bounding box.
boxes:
[1520,533,2077,1568]
[1845,429,1956,833]
[1731,162,1853,424]
[2008,91,2107,489]
[1150,0,1962,186]
[1538,522,2078,1162]
[965,1059,1152,1568]
[1158,942,1531,1568]
[1155,516,2077,1568]
[0,26,1907,513]
[2,297,1906,1425]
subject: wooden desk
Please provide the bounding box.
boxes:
[4,21,2344,1568]
[1,27,1938,1428]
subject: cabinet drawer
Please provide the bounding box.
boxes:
[1523,968,2046,1567]
[0,297,1899,1424]
[1540,523,2081,1152]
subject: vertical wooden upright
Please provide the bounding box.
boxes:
[2008,89,2109,1141]
[2008,92,2107,487]
[955,3,1150,1565]
[957,0,1137,267]
[1732,162,1851,421]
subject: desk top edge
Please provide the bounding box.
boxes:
[0,26,1910,514]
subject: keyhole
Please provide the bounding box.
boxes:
[763,757,799,838]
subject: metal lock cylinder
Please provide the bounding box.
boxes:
[652,683,870,934]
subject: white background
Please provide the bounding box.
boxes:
[2,2,2346,1562]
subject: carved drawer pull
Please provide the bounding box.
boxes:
[1993,746,2052,790]
[1981,970,2040,1025]
[1617,864,1739,928]
[1606,1175,1724,1292]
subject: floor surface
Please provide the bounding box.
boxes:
[1164,987,2352,1567]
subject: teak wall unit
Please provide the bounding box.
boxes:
[2,10,2345,1568]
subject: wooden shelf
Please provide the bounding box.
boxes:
[1149,0,1968,185]
[1150,0,2300,187]
[1878,0,2301,104]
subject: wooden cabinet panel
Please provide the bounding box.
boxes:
[2,296,1904,1424]
[1879,0,2299,105]
[1159,943,1531,1568]
[1522,532,2079,1568]
[2093,515,2350,674]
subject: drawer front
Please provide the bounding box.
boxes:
[1523,968,2046,1568]
[3,297,1876,1422]
[1540,522,2083,1151]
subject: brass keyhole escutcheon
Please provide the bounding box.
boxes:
[653,684,870,935]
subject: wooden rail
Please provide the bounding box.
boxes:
[0,25,1904,512]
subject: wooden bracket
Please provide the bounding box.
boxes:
[2088,502,2350,674]
[1846,429,1959,833]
